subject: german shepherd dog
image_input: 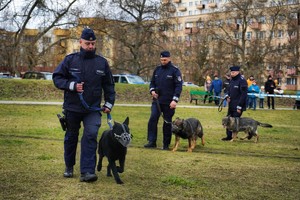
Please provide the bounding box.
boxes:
[171,117,205,152]
[97,117,131,184]
[222,116,272,143]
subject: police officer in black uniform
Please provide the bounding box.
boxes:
[222,66,248,141]
[53,28,115,182]
[144,51,183,150]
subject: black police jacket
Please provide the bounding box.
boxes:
[228,73,248,111]
[149,61,182,104]
[53,48,115,113]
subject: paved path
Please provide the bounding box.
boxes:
[0,100,295,110]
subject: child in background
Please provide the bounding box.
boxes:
[248,80,260,110]
[259,86,265,109]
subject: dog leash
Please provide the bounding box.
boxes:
[218,95,228,112]
[155,99,172,124]
[56,72,113,131]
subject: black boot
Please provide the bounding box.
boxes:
[80,172,98,182]
[63,166,73,178]
[144,142,157,148]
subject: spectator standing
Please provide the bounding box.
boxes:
[53,28,116,182]
[246,75,254,108]
[265,75,276,109]
[210,74,223,106]
[247,79,260,110]
[222,73,231,107]
[203,75,212,104]
[259,86,265,109]
[144,51,183,150]
[222,66,248,141]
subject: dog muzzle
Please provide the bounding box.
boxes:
[114,124,132,147]
[114,133,131,147]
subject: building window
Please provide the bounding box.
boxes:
[257,31,265,39]
[258,16,266,24]
[186,22,193,28]
[246,31,252,40]
[278,30,284,38]
[286,78,297,85]
[178,23,183,31]
[178,36,182,42]
[270,31,275,38]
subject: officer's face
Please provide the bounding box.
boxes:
[160,57,171,66]
[230,71,239,77]
[80,39,96,51]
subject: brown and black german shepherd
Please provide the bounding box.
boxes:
[171,117,204,152]
[222,116,272,143]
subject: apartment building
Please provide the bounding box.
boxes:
[161,0,299,90]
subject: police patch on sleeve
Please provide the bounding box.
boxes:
[177,76,182,82]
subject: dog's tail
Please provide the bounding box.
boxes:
[258,122,273,128]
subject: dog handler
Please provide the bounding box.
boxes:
[222,66,248,141]
[53,28,115,182]
[144,51,183,150]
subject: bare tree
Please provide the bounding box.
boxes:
[0,0,79,74]
[89,0,170,78]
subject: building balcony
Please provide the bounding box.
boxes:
[168,6,176,13]
[178,6,187,11]
[185,28,192,34]
[249,22,261,30]
[285,85,297,90]
[54,28,70,36]
[173,0,181,3]
[228,23,239,30]
[208,3,217,8]
[286,67,297,76]
[196,4,205,10]
[161,0,170,4]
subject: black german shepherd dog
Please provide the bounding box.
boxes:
[97,117,131,184]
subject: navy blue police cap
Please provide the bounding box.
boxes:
[160,51,171,58]
[81,28,96,41]
[230,66,240,71]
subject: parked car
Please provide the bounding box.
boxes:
[0,72,13,79]
[23,71,53,80]
[113,74,145,84]
[183,82,199,87]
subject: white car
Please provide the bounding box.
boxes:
[183,82,199,87]
[113,74,146,84]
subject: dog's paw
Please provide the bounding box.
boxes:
[116,166,124,173]
[116,179,124,184]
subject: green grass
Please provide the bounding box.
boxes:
[0,104,299,200]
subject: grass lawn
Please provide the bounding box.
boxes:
[0,104,299,200]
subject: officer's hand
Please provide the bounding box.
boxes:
[227,97,230,104]
[170,101,177,109]
[237,109,241,114]
[151,91,158,99]
[76,82,84,93]
[102,107,111,113]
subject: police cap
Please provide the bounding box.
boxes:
[230,66,240,71]
[160,51,171,58]
[81,28,96,41]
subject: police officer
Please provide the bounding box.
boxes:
[222,66,248,141]
[144,51,183,150]
[53,28,115,182]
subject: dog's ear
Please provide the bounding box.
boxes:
[123,117,129,126]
